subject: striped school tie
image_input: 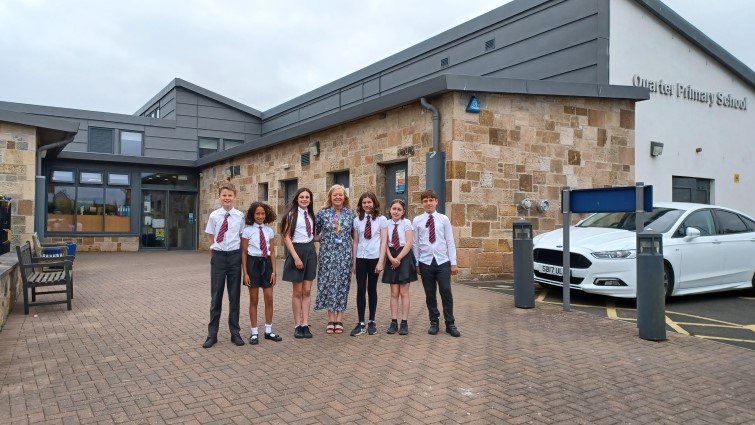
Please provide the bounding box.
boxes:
[259,226,268,257]
[216,212,230,242]
[426,214,436,243]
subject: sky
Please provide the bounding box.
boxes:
[0,0,753,115]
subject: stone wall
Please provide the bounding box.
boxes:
[0,253,21,329]
[0,121,37,250]
[44,235,139,252]
[198,92,636,279]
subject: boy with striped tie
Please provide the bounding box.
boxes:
[413,190,461,337]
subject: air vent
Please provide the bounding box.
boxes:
[485,39,495,51]
[301,152,310,166]
[440,57,449,68]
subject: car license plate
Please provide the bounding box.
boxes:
[539,264,563,276]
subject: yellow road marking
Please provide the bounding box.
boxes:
[696,335,755,343]
[672,322,749,330]
[666,310,743,328]
[606,299,618,320]
[739,296,755,300]
[536,287,548,302]
[665,315,689,335]
[744,324,755,332]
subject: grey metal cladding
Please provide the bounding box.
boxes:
[197,117,246,133]
[197,104,251,122]
[145,125,197,140]
[484,41,600,82]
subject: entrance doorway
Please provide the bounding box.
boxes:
[384,161,409,209]
[141,190,197,249]
[672,176,711,204]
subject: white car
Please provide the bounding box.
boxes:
[532,202,755,298]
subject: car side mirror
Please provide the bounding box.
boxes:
[684,227,701,239]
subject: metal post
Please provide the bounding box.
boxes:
[561,186,571,312]
[513,220,535,308]
[636,232,666,341]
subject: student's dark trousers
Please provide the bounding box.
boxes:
[419,258,455,325]
[208,249,242,336]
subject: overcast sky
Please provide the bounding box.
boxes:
[0,0,752,114]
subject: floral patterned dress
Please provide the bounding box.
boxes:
[314,207,356,312]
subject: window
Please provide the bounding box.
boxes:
[51,170,74,183]
[224,139,243,150]
[120,131,143,156]
[108,173,130,185]
[47,169,132,234]
[682,210,715,236]
[88,127,114,153]
[80,172,103,184]
[199,137,219,157]
[105,188,131,232]
[713,210,748,234]
[75,187,105,232]
[742,214,755,231]
[259,183,269,201]
[331,170,350,188]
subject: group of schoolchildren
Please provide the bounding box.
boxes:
[202,182,460,349]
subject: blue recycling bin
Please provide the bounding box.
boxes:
[66,242,76,256]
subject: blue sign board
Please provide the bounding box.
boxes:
[569,186,653,213]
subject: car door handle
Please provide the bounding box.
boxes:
[712,240,722,244]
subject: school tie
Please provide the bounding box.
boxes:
[364,217,372,240]
[304,212,312,237]
[392,223,400,250]
[216,212,230,243]
[426,214,436,243]
[259,226,268,257]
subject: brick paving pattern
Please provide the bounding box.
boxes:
[1,251,753,424]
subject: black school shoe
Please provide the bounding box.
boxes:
[445,324,461,337]
[294,326,304,339]
[265,332,282,342]
[230,334,245,346]
[301,325,313,338]
[398,322,409,335]
[386,321,398,334]
[427,322,439,335]
[249,334,259,345]
[367,322,377,335]
[202,335,217,348]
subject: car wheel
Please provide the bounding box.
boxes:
[749,272,755,296]
[663,262,674,300]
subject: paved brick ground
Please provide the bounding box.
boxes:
[1,251,753,424]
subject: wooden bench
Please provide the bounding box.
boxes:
[15,241,73,314]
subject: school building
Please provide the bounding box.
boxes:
[1,0,753,281]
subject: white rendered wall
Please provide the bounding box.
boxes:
[609,0,754,216]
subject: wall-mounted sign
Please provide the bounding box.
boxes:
[632,74,747,110]
[152,219,165,228]
[155,228,165,241]
[395,170,406,194]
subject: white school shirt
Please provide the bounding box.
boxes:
[242,224,274,257]
[353,215,388,259]
[291,207,314,243]
[387,218,413,248]
[412,212,457,266]
[205,207,245,251]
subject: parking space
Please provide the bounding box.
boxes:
[465,281,755,350]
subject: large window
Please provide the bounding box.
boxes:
[120,131,143,156]
[47,169,132,234]
[199,137,219,157]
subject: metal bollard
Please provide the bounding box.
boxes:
[636,232,666,341]
[513,220,535,308]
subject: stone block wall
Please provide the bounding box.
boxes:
[198,92,636,279]
[0,253,21,329]
[44,235,139,252]
[0,121,37,250]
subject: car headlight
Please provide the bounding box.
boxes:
[591,250,635,259]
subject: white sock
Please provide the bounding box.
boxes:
[265,324,272,334]
[251,327,258,335]
[360,322,365,326]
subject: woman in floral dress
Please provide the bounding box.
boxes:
[314,184,357,334]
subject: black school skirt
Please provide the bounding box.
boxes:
[282,241,317,282]
[381,247,417,284]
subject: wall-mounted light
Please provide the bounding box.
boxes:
[650,141,664,157]
[225,165,240,177]
[518,198,532,211]
[466,95,480,113]
[308,140,320,156]
[695,147,703,153]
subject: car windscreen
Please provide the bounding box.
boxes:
[576,208,684,232]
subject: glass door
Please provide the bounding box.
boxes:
[168,192,197,250]
[141,190,167,248]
